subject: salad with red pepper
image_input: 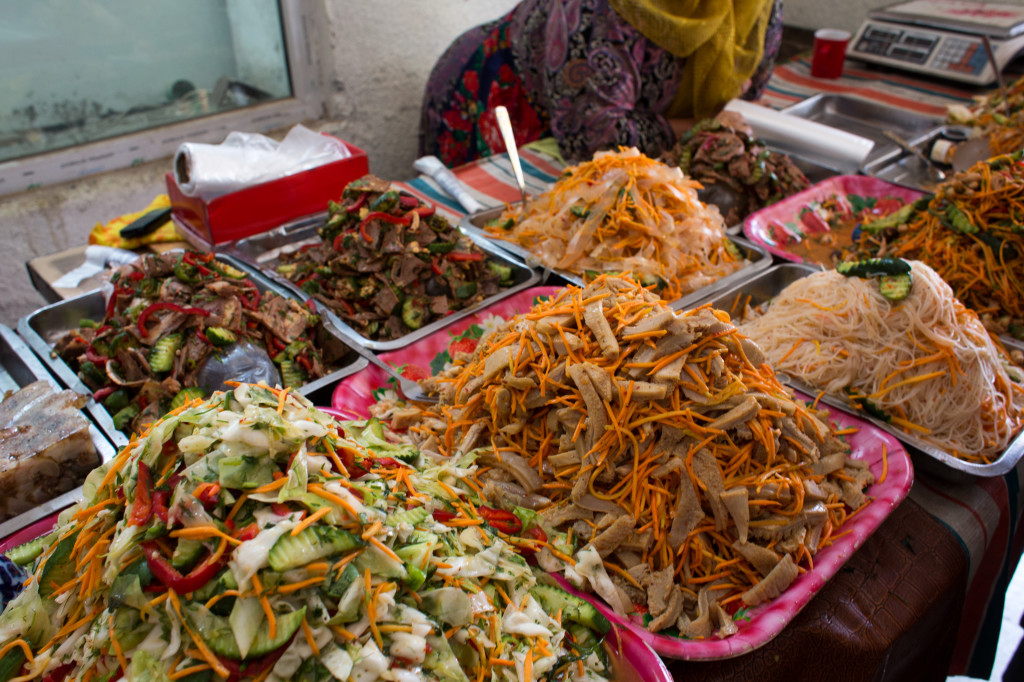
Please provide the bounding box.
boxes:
[54,251,348,436]
[276,175,516,341]
[0,385,615,681]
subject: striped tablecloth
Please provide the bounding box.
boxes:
[395,74,1024,674]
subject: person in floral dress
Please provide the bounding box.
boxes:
[419,0,783,168]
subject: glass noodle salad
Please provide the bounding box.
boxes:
[0,386,614,681]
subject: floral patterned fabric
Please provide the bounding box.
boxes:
[419,0,782,168]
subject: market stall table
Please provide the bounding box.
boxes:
[390,85,1024,678]
[16,56,1023,682]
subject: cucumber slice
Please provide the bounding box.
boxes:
[322,563,359,600]
[171,538,206,572]
[112,404,140,431]
[268,525,363,572]
[5,535,50,566]
[187,604,306,660]
[0,646,26,682]
[170,387,206,412]
[836,257,911,279]
[879,273,912,301]
[204,327,237,347]
[530,584,610,635]
[148,333,183,373]
[385,507,429,528]
[38,531,78,597]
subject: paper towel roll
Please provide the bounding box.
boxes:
[724,99,875,173]
[174,125,351,200]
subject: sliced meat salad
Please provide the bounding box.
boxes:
[377,276,874,637]
[54,251,347,436]
[276,174,516,340]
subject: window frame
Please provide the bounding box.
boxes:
[0,0,325,197]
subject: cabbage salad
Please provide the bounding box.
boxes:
[0,385,614,681]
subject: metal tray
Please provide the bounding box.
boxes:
[223,214,542,352]
[782,94,944,165]
[692,263,1024,481]
[0,324,117,540]
[17,253,363,446]
[460,206,773,311]
[862,125,970,192]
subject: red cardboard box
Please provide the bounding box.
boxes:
[166,136,369,249]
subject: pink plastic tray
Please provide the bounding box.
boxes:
[742,175,925,265]
[331,292,914,661]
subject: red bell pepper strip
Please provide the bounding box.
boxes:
[270,502,292,517]
[359,211,411,243]
[518,525,548,557]
[85,347,109,366]
[405,205,435,219]
[237,280,262,311]
[447,251,484,262]
[234,522,260,542]
[477,506,523,534]
[152,490,170,524]
[196,328,210,345]
[193,482,221,508]
[127,271,145,281]
[798,206,830,234]
[371,456,406,470]
[432,509,457,523]
[92,386,116,402]
[41,662,75,682]
[346,192,369,213]
[105,285,132,319]
[142,541,227,594]
[431,257,444,276]
[128,462,154,526]
[137,302,210,336]
[398,195,419,209]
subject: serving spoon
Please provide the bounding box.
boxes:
[324,320,438,403]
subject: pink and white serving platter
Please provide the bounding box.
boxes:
[329,286,914,660]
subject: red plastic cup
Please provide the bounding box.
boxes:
[811,29,851,79]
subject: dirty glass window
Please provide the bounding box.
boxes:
[0,0,291,165]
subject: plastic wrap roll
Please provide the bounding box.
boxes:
[724,99,875,173]
[173,125,351,200]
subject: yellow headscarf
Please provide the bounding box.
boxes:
[607,0,774,120]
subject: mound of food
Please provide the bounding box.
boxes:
[54,251,346,436]
[277,175,516,340]
[485,148,746,302]
[0,385,616,681]
[948,74,1024,157]
[739,259,1024,463]
[850,154,1024,340]
[390,276,872,636]
[661,112,811,225]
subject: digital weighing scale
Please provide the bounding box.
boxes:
[848,1,1024,84]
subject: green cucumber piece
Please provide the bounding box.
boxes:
[322,563,359,600]
[170,387,206,412]
[426,242,456,254]
[102,389,130,413]
[861,196,929,233]
[485,261,512,282]
[188,604,306,660]
[530,583,610,635]
[385,507,430,528]
[454,282,477,299]
[171,538,206,572]
[879,273,913,301]
[0,646,26,682]
[401,298,427,330]
[112,404,140,431]
[38,531,78,597]
[836,257,911,279]
[268,525,363,572]
[5,535,49,566]
[148,333,182,373]
[204,327,237,347]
